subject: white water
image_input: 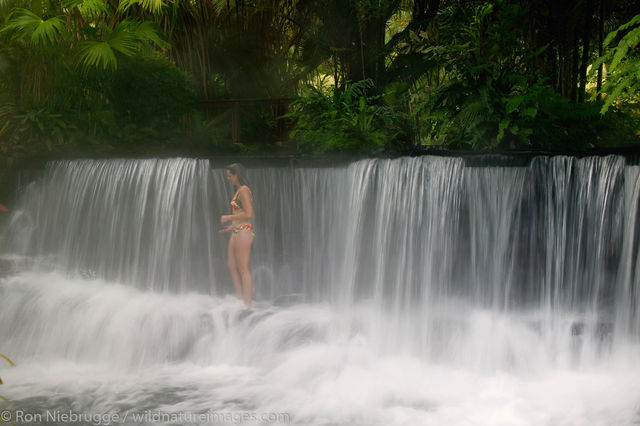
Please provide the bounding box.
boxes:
[1,156,639,425]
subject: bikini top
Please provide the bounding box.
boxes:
[230,186,252,210]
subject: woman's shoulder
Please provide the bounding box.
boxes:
[238,185,253,196]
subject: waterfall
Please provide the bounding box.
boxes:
[1,155,639,425]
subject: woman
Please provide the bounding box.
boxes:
[220,164,254,307]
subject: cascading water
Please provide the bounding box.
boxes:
[0,156,639,425]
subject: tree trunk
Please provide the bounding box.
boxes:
[596,0,605,100]
[570,31,579,103]
[578,0,593,103]
[548,46,558,92]
[362,8,387,93]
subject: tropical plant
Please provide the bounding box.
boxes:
[404,0,632,150]
[592,14,640,113]
[408,2,539,148]
[157,0,312,99]
[0,0,193,165]
[288,79,400,153]
[0,104,77,163]
[297,0,440,93]
[0,0,169,105]
[0,0,638,163]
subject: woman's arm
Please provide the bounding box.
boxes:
[220,186,253,224]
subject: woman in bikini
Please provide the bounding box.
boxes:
[220,163,255,307]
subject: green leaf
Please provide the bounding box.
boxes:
[497,118,509,141]
[106,21,139,56]
[78,40,117,70]
[80,0,110,19]
[610,26,640,72]
[128,20,170,50]
[31,16,66,46]
[505,95,524,114]
[3,8,67,46]
[62,0,85,9]
[604,13,640,48]
[601,75,633,113]
[523,107,537,118]
[520,128,533,137]
[118,0,167,14]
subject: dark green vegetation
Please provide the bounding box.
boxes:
[0,0,639,183]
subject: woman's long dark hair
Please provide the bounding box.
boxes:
[226,163,250,187]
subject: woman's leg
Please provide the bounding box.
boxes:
[234,231,254,307]
[227,236,243,299]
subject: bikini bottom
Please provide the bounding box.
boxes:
[232,224,255,237]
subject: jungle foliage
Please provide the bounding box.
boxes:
[0,0,638,175]
[288,79,404,153]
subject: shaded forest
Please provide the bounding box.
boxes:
[0,0,639,177]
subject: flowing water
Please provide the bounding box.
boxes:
[0,156,639,425]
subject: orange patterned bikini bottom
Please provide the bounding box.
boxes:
[232,224,255,237]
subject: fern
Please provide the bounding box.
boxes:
[593,14,640,114]
[287,79,400,153]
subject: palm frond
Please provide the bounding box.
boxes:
[81,0,110,20]
[76,18,166,71]
[31,16,66,46]
[3,8,66,46]
[118,0,167,15]
[62,0,110,20]
[62,0,84,8]
[106,21,140,56]
[78,40,117,70]
[127,20,170,50]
